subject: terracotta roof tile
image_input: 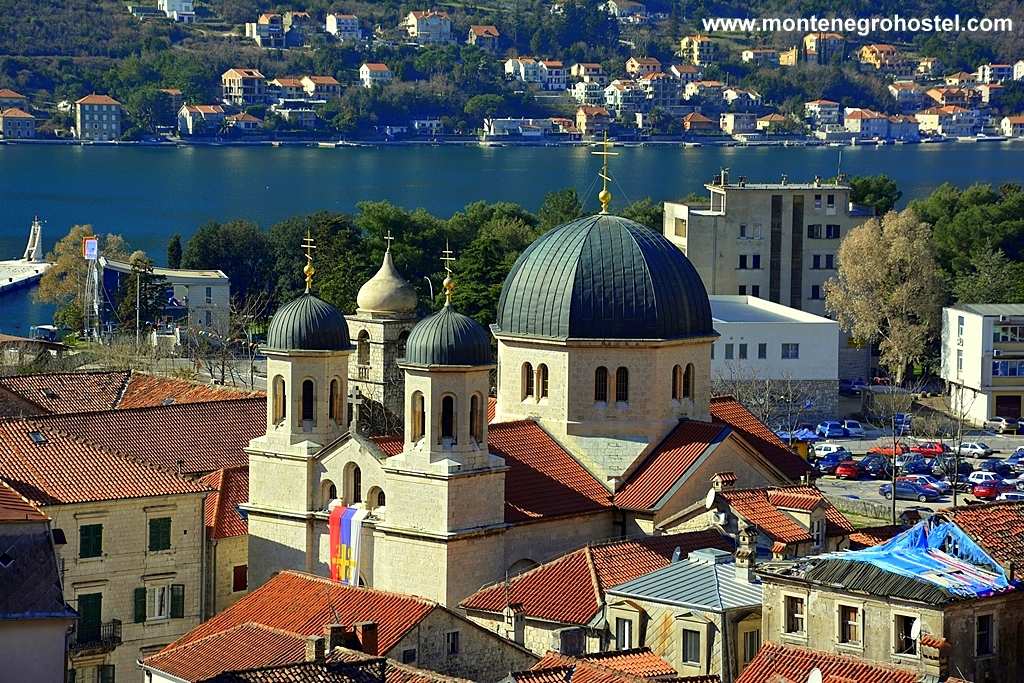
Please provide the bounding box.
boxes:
[0,370,130,414]
[169,570,434,655]
[76,94,121,105]
[722,486,852,545]
[709,397,809,480]
[948,501,1024,570]
[470,25,500,37]
[118,373,261,409]
[461,530,731,624]
[0,89,25,99]
[0,108,33,119]
[615,421,728,510]
[735,643,918,683]
[848,524,905,549]
[513,667,573,683]
[144,623,306,681]
[0,479,47,522]
[324,648,471,683]
[487,396,497,423]
[536,649,675,677]
[920,633,948,649]
[199,466,249,539]
[211,647,472,682]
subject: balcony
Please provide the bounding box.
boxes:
[357,365,371,380]
[70,619,122,653]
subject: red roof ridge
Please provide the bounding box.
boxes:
[583,544,603,601]
[738,642,918,683]
[0,479,48,522]
[155,620,305,656]
[275,569,438,605]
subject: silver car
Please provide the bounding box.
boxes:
[958,442,993,458]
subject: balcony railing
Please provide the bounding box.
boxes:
[70,619,122,652]
[357,365,371,380]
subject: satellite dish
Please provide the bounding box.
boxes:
[910,618,922,640]
[705,488,717,510]
[807,668,823,683]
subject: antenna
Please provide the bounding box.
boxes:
[807,668,823,683]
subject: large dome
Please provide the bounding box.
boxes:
[356,248,417,317]
[403,304,492,367]
[265,293,353,352]
[494,214,714,341]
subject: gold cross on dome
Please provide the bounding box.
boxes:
[591,131,618,214]
[302,229,316,293]
[440,240,456,305]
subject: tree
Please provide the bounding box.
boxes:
[619,198,663,231]
[463,94,506,124]
[825,209,946,385]
[848,175,902,215]
[537,188,582,231]
[953,247,1024,304]
[167,233,182,269]
[712,366,823,441]
[182,220,274,303]
[113,250,167,339]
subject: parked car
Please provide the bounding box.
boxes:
[932,455,973,479]
[816,421,848,439]
[814,443,851,458]
[868,443,910,458]
[958,442,994,458]
[839,379,856,396]
[842,420,866,438]
[1005,451,1024,473]
[880,481,941,502]
[986,416,1019,434]
[910,441,950,458]
[834,460,864,480]
[813,451,849,475]
[899,474,952,495]
[997,491,1024,501]
[978,460,1015,479]
[972,482,1013,501]
[897,455,933,475]
[860,454,894,479]
[967,471,1009,487]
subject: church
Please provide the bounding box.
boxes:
[243,187,810,608]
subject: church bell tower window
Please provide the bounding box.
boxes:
[470,394,483,442]
[329,379,342,424]
[615,367,629,403]
[272,376,287,424]
[595,366,608,403]
[441,395,456,444]
[411,391,425,440]
[301,379,315,430]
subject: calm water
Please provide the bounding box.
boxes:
[2,142,1023,335]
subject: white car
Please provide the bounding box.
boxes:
[986,417,1018,434]
[958,442,993,458]
[814,443,850,458]
[842,420,865,438]
[997,491,1024,501]
[968,471,1004,486]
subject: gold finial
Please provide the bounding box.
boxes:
[440,240,456,306]
[383,229,394,252]
[591,130,618,214]
[302,229,316,293]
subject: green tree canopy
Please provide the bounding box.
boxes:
[181,220,274,303]
[848,175,902,215]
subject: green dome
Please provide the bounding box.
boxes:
[494,214,715,341]
[265,293,353,352]
[403,304,492,367]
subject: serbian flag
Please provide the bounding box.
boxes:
[328,503,368,585]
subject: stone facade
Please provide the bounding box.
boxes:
[208,533,248,614]
[346,313,416,427]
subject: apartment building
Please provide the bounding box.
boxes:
[245,13,285,48]
[977,63,1014,83]
[467,24,500,52]
[0,88,27,109]
[804,99,841,126]
[802,32,844,63]
[720,112,757,135]
[625,56,661,77]
[75,94,122,141]
[0,107,35,138]
[359,63,393,88]
[663,173,873,379]
[403,10,452,44]
[741,48,779,66]
[221,68,266,106]
[679,35,718,65]
[326,13,361,41]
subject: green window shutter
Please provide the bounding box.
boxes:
[148,518,171,552]
[133,587,147,623]
[170,584,185,619]
[80,524,103,558]
[68,670,76,683]
[98,664,115,683]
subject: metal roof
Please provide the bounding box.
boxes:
[606,548,762,612]
[494,214,715,341]
[403,304,492,367]
[950,304,1024,317]
[265,293,353,352]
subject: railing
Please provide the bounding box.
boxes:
[357,365,371,380]
[70,619,122,652]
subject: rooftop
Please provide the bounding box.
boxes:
[199,466,249,539]
[709,295,836,324]
[720,485,853,546]
[949,303,1024,317]
[735,642,918,683]
[0,479,47,522]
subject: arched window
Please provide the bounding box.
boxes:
[411,391,425,441]
[522,362,534,399]
[470,394,483,442]
[538,364,549,398]
[329,378,342,424]
[397,331,410,359]
[368,486,386,510]
[441,395,456,443]
[594,366,608,403]
[376,489,386,508]
[683,363,694,399]
[352,466,362,503]
[615,367,629,403]
[321,480,337,509]
[672,365,683,400]
[357,330,370,366]
[301,379,315,426]
[272,375,286,424]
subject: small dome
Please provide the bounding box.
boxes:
[494,214,714,341]
[356,249,418,318]
[403,305,492,367]
[266,293,353,352]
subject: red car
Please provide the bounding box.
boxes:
[834,460,863,480]
[972,481,1015,500]
[868,444,910,458]
[910,442,950,458]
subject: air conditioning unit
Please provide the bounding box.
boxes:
[994,349,1003,357]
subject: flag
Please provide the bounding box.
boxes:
[328,503,368,585]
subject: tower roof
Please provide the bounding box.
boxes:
[265,293,352,352]
[494,214,714,341]
[403,305,491,367]
[356,248,417,318]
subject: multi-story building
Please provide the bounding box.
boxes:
[684,79,724,101]
[267,77,306,101]
[917,56,942,77]
[625,56,661,77]
[723,87,761,107]
[359,63,392,89]
[221,68,266,106]
[1001,115,1024,137]
[505,57,540,84]
[915,105,979,137]
[245,13,285,48]
[466,25,499,52]
[668,63,701,83]
[977,63,1014,83]
[604,79,646,117]
[576,104,610,135]
[637,72,678,108]
[679,35,718,65]
[75,94,122,141]
[925,85,980,108]
[0,107,35,138]
[301,75,342,99]
[604,0,646,20]
[977,82,1003,105]
[326,13,361,41]
[157,0,194,22]
[778,46,800,66]
[887,114,921,142]
[571,79,605,105]
[804,99,841,126]
[538,60,566,90]
[741,48,778,66]
[663,173,873,379]
[403,10,452,44]
[858,43,899,70]
[756,113,789,133]
[802,32,844,63]
[682,112,717,134]
[0,87,27,109]
[720,112,757,135]
[888,81,925,112]
[941,304,1024,424]
[283,11,312,47]
[176,104,225,136]
[570,62,606,83]
[843,108,889,138]
[1015,59,1024,81]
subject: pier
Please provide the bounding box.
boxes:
[0,217,51,294]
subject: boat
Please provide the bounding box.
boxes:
[976,133,1008,142]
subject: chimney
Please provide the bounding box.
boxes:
[325,623,346,650]
[734,523,757,582]
[305,635,326,662]
[711,471,737,492]
[354,621,379,656]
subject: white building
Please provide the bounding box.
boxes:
[505,57,540,84]
[326,13,361,41]
[157,0,195,22]
[484,117,555,137]
[571,80,605,105]
[942,304,1024,425]
[720,112,756,135]
[1001,115,1024,137]
[977,63,1014,84]
[402,10,452,44]
[804,99,840,127]
[538,60,567,90]
[359,63,392,89]
[1016,60,1024,81]
[177,104,225,136]
[75,94,122,141]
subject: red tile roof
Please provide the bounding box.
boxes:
[947,501,1024,570]
[721,486,853,545]
[199,466,249,539]
[487,396,497,422]
[735,643,918,683]
[709,397,809,480]
[0,89,25,99]
[615,421,728,510]
[76,94,121,106]
[325,648,472,683]
[535,649,676,678]
[0,108,33,119]
[215,647,473,682]
[168,570,434,655]
[118,373,261,409]
[0,419,209,506]
[461,530,731,624]
[143,623,306,681]
[0,479,47,522]
[848,524,905,549]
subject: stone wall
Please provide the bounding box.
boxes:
[210,534,248,614]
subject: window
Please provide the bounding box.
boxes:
[411,391,425,440]
[232,565,248,592]
[595,367,609,402]
[141,584,183,621]
[710,344,715,360]
[77,593,103,644]
[683,364,694,399]
[738,255,748,269]
[441,396,456,442]
[725,343,734,360]
[811,285,821,300]
[615,367,629,403]
[811,518,825,548]
[445,631,460,655]
[301,379,315,425]
[739,224,747,238]
[958,315,965,337]
[329,379,342,424]
[826,224,840,239]
[148,517,171,552]
[615,618,633,649]
[814,194,822,209]
[977,613,994,656]
[80,524,103,559]
[751,285,760,298]
[351,465,362,503]
[758,343,767,359]
[825,254,835,269]
[357,330,370,366]
[738,285,746,295]
[839,605,861,645]
[784,596,805,634]
[272,376,286,424]
[752,254,761,269]
[812,254,821,269]
[538,364,549,398]
[522,362,534,399]
[807,224,822,239]
[738,343,748,360]
[826,194,835,210]
[956,349,963,374]
[782,343,800,359]
[672,365,682,400]
[402,649,417,664]
[681,628,701,665]
[894,614,917,655]
[376,489,386,508]
[742,628,760,665]
[205,286,212,304]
